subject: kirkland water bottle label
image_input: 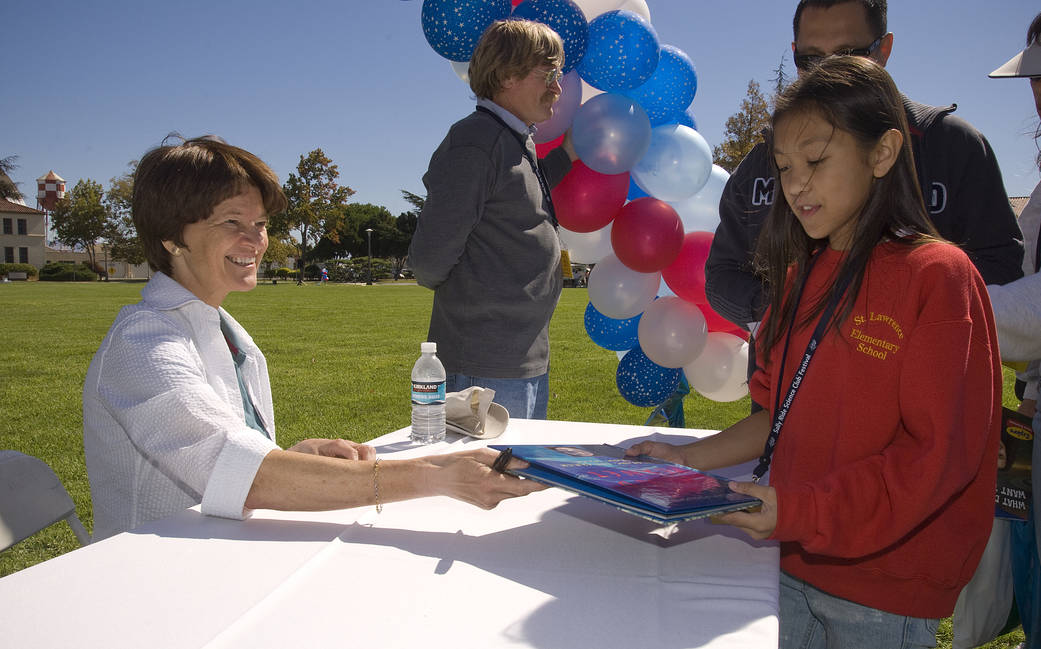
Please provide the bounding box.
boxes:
[411,381,446,405]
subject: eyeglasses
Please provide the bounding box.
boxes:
[536,67,563,87]
[793,35,884,71]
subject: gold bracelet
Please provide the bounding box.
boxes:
[373,458,383,514]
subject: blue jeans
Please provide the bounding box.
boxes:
[780,571,939,649]
[446,373,549,420]
[1012,509,1041,648]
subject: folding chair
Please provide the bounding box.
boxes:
[0,451,91,551]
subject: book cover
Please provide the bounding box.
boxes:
[491,444,761,525]
[996,407,1033,520]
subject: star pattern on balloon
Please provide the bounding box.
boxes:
[511,0,589,73]
[422,0,513,62]
[616,345,681,407]
[578,10,659,92]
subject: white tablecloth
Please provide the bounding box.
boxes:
[0,419,778,649]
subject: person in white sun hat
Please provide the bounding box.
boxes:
[987,11,1041,649]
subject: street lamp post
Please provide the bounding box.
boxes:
[365,228,374,286]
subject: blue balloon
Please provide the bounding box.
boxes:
[624,45,698,126]
[572,93,651,174]
[615,345,682,407]
[422,0,512,62]
[584,302,640,351]
[512,0,588,73]
[658,104,698,130]
[578,10,660,91]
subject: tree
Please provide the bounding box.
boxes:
[711,80,770,173]
[51,179,110,272]
[279,149,355,284]
[261,234,299,268]
[401,189,425,214]
[770,55,792,106]
[104,164,147,269]
[0,155,23,201]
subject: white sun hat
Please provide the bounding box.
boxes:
[990,41,1041,78]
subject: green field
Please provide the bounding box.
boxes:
[0,280,1026,648]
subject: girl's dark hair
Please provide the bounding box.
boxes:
[753,56,940,358]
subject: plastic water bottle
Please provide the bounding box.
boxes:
[410,342,446,444]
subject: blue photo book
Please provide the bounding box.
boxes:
[490,444,761,525]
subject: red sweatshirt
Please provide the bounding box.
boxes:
[751,241,1001,619]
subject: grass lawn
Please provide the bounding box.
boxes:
[0,280,1027,648]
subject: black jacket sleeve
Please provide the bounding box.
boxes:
[917,112,1024,286]
[704,142,772,328]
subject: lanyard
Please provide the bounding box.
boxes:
[475,106,558,227]
[751,253,853,483]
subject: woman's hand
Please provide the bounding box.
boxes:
[713,481,778,540]
[427,448,547,509]
[287,438,376,460]
[624,440,688,466]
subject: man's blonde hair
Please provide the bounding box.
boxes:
[469,19,564,99]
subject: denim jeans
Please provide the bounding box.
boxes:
[1012,509,1041,648]
[446,373,549,420]
[780,571,939,649]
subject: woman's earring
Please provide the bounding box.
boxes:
[170,246,180,256]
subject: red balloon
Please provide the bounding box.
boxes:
[610,197,684,273]
[512,0,524,6]
[697,302,749,340]
[552,160,629,233]
[536,134,565,158]
[663,231,714,304]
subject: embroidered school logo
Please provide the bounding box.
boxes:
[752,177,775,206]
[928,182,947,214]
[848,312,904,361]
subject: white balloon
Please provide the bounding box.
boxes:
[587,253,660,319]
[450,60,470,84]
[636,297,708,368]
[573,0,650,22]
[668,164,730,234]
[684,332,749,402]
[559,223,614,264]
[631,124,713,202]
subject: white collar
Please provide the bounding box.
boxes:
[476,98,537,137]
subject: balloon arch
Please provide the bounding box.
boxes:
[421,0,750,407]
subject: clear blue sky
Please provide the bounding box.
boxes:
[3,0,1039,219]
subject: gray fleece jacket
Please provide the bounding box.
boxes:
[408,107,572,378]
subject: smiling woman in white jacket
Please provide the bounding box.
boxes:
[82,136,542,541]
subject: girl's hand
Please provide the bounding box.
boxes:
[714,482,778,540]
[624,441,688,466]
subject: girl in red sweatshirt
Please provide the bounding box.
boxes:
[628,56,1001,649]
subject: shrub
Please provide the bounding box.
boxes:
[0,263,38,279]
[38,262,98,282]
